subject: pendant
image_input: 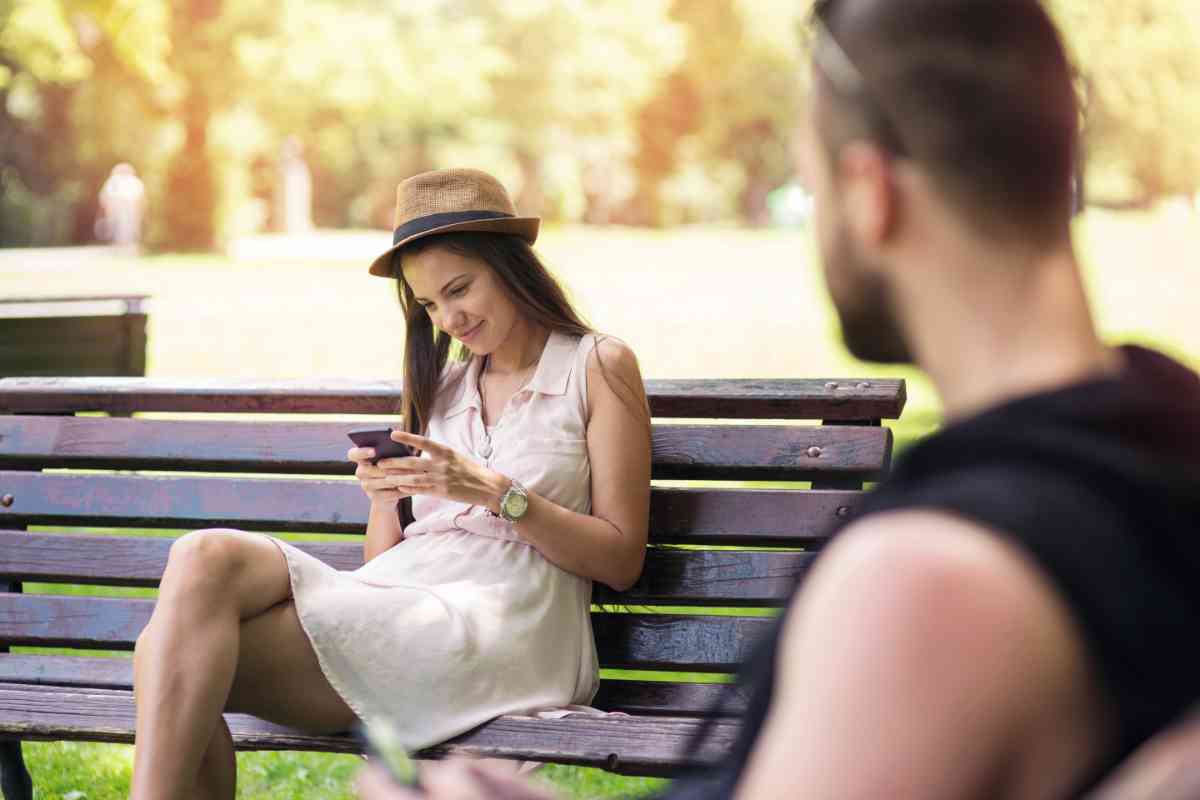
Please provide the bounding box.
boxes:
[480,440,493,459]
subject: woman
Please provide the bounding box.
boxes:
[130,168,653,800]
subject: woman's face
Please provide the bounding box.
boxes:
[400,244,520,355]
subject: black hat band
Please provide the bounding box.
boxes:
[392,210,516,246]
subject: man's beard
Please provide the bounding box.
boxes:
[827,222,913,364]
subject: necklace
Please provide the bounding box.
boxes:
[477,354,538,459]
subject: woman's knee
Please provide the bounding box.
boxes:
[162,528,251,598]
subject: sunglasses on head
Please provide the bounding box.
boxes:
[809,0,910,157]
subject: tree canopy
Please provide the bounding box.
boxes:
[1,0,1196,248]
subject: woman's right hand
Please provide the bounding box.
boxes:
[348,447,413,506]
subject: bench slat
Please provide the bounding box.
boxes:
[593,613,770,671]
[0,377,905,419]
[0,654,747,717]
[0,532,813,606]
[0,472,857,544]
[0,417,890,481]
[0,594,771,671]
[0,683,736,775]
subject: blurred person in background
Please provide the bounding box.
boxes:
[358,0,1200,798]
[96,162,145,252]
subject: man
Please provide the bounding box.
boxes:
[360,0,1200,796]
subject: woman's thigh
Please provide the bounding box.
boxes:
[224,597,359,734]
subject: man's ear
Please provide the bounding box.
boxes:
[837,141,897,247]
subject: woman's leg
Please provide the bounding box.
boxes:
[186,594,360,800]
[131,529,356,800]
[192,717,235,800]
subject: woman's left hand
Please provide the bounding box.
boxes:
[385,430,507,513]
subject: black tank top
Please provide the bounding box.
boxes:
[661,346,1200,798]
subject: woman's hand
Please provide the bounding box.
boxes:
[348,445,414,507]
[386,430,509,512]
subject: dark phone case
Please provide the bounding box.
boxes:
[347,427,414,464]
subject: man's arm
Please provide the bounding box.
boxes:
[734,509,1115,800]
[1086,708,1200,799]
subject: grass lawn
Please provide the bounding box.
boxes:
[6,208,1199,798]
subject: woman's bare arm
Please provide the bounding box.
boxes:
[363,500,404,563]
[502,338,652,590]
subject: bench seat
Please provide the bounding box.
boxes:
[0,376,903,796]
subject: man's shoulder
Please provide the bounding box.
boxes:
[767,509,1111,796]
[806,508,1108,710]
[817,508,1058,607]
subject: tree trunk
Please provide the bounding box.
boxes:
[162,0,221,251]
[515,150,546,217]
[164,92,218,250]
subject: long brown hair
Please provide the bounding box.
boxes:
[393,230,597,438]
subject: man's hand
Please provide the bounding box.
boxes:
[356,759,560,800]
[1086,711,1200,800]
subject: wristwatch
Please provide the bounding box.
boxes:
[498,479,530,523]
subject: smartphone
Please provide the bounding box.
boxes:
[358,717,422,789]
[347,427,414,465]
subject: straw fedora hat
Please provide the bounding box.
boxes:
[368,168,540,277]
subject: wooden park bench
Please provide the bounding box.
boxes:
[0,296,149,379]
[0,375,904,800]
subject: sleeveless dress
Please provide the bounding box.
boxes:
[256,331,602,748]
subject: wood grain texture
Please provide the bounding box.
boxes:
[0,654,747,716]
[0,683,736,775]
[0,416,890,480]
[0,377,905,419]
[0,594,772,671]
[592,613,773,671]
[0,655,133,691]
[1,532,814,605]
[0,473,860,543]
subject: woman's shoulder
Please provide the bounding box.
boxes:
[583,334,640,375]
[581,334,648,420]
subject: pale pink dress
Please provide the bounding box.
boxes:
[258,331,601,749]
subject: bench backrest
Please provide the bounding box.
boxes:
[0,376,904,718]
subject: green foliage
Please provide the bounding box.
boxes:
[632,0,806,226]
[24,740,660,800]
[1050,0,1200,205]
[0,0,173,246]
[0,0,1197,247]
[25,741,135,800]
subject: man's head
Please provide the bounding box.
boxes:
[800,0,1079,363]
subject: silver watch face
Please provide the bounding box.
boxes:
[503,490,529,519]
